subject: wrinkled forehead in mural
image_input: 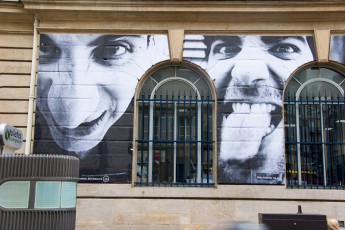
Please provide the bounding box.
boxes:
[184,35,315,184]
[34,34,169,183]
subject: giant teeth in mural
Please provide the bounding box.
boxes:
[232,102,277,137]
[221,102,276,162]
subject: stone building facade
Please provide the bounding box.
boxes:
[1,0,345,229]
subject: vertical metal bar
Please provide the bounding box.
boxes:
[285,93,292,187]
[195,94,199,183]
[195,94,202,183]
[284,95,288,186]
[176,95,180,183]
[332,95,338,187]
[201,95,204,183]
[148,94,153,183]
[197,96,202,183]
[158,94,163,184]
[189,95,193,184]
[207,95,210,184]
[292,93,298,186]
[296,94,302,185]
[152,95,157,184]
[312,95,319,188]
[340,96,345,188]
[325,95,332,187]
[299,95,306,187]
[290,94,300,185]
[292,94,298,186]
[330,95,334,186]
[140,94,145,185]
[306,95,312,187]
[171,94,176,185]
[336,95,343,187]
[183,94,187,183]
[165,94,169,184]
[320,94,327,187]
[173,94,177,184]
[302,96,308,187]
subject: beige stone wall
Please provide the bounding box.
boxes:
[0,3,34,153]
[76,199,345,229]
[76,184,345,229]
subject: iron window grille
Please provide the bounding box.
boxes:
[135,65,215,187]
[284,67,345,189]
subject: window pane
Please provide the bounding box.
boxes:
[300,81,341,98]
[136,144,149,184]
[61,182,77,208]
[155,80,195,98]
[284,79,300,100]
[35,181,61,208]
[294,67,319,83]
[320,68,345,86]
[0,181,29,208]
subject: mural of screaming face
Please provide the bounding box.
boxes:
[184,35,315,184]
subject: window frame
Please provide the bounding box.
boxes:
[133,62,217,187]
[284,66,345,188]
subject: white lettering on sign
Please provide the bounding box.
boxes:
[0,123,23,150]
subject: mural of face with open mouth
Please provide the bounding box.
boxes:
[205,35,314,163]
[37,34,165,158]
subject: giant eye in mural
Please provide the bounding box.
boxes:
[184,35,315,184]
[34,34,169,183]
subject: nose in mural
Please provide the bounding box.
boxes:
[48,74,102,130]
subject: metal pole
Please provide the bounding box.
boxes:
[25,17,39,155]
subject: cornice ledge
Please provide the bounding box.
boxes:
[20,0,345,13]
[0,2,27,14]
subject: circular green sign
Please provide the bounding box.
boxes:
[5,131,10,140]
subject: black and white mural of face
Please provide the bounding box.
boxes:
[35,34,169,182]
[184,35,315,184]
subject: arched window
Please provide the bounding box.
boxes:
[284,67,345,188]
[135,64,215,186]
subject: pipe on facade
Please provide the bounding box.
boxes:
[25,16,39,155]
